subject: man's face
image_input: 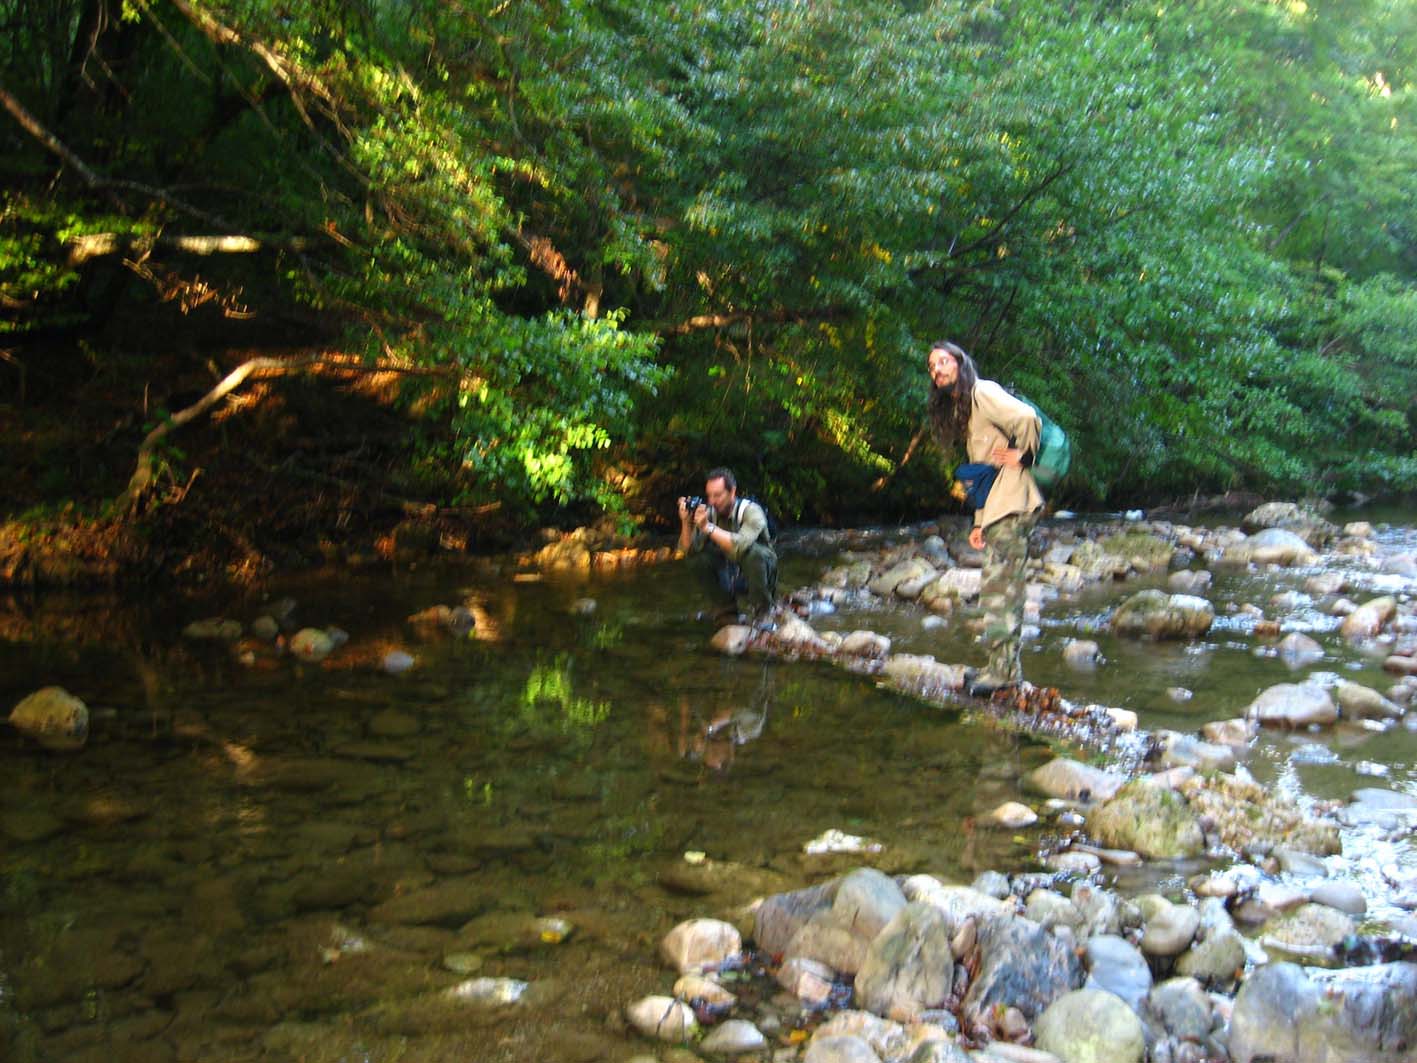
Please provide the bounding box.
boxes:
[705,476,735,516]
[928,347,958,389]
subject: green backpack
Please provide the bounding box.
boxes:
[1016,396,1071,491]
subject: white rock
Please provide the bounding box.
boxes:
[183,617,243,640]
[777,956,836,1005]
[660,918,741,973]
[985,801,1039,828]
[701,1019,767,1054]
[625,995,697,1041]
[446,977,529,1006]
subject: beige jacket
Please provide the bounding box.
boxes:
[967,379,1044,530]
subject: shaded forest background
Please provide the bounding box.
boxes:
[2,0,1415,575]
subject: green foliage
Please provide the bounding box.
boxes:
[2,0,1415,520]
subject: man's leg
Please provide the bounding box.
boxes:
[739,543,778,615]
[980,514,1034,685]
[698,550,745,615]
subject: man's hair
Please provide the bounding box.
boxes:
[705,466,737,492]
[927,340,979,448]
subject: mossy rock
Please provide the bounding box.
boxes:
[1087,781,1205,859]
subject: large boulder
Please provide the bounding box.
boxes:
[920,568,983,607]
[1276,631,1325,668]
[1244,682,1338,728]
[754,881,838,955]
[960,916,1085,1030]
[1230,962,1417,1063]
[625,995,697,1041]
[853,902,955,1020]
[1110,590,1214,639]
[8,687,89,752]
[1153,730,1237,773]
[1034,988,1145,1063]
[783,869,907,977]
[1087,781,1205,860]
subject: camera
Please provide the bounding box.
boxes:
[683,495,706,516]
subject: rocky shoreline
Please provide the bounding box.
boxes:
[615,502,1417,1063]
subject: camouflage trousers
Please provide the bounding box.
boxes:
[980,512,1038,684]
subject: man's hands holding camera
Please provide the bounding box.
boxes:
[678,496,711,532]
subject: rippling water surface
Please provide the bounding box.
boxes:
[1,510,1414,1061]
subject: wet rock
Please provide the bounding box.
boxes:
[710,624,753,656]
[1110,590,1214,639]
[1138,897,1200,958]
[971,871,1012,900]
[701,1019,768,1054]
[1261,902,1355,961]
[1024,758,1125,803]
[1343,521,1373,538]
[1305,572,1346,596]
[1309,881,1366,916]
[854,902,954,1019]
[1276,631,1324,668]
[1385,654,1417,676]
[1153,731,1236,773]
[1340,595,1397,641]
[902,877,1015,926]
[984,801,1039,829]
[925,568,983,604]
[880,655,969,696]
[183,617,243,640]
[660,918,741,974]
[1244,681,1337,728]
[777,956,836,1005]
[1106,707,1138,731]
[1334,680,1404,722]
[568,597,597,617]
[754,880,838,955]
[1230,961,1417,1063]
[625,995,696,1041]
[1025,891,1085,935]
[1167,570,1212,594]
[961,916,1085,1029]
[1034,988,1145,1063]
[804,1034,882,1063]
[1230,528,1320,566]
[1181,772,1341,855]
[869,559,937,597]
[1146,977,1211,1042]
[1083,934,1151,1012]
[289,627,336,662]
[1087,782,1204,859]
[1201,717,1258,747]
[9,686,89,751]
[840,630,892,659]
[673,974,734,1008]
[1061,640,1100,668]
[1242,503,1336,546]
[1174,928,1246,987]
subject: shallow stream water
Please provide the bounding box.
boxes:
[1,510,1414,1062]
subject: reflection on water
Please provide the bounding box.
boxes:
[1,516,1416,1061]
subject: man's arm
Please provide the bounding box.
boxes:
[718,501,767,562]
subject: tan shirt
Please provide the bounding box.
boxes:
[689,497,770,562]
[968,379,1044,530]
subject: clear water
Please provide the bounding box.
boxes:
[1,512,1414,1062]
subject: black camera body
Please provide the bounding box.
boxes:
[683,495,706,516]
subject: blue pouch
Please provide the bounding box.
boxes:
[954,462,998,512]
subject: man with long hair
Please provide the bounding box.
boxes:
[927,340,1044,694]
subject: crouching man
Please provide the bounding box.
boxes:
[677,467,778,622]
